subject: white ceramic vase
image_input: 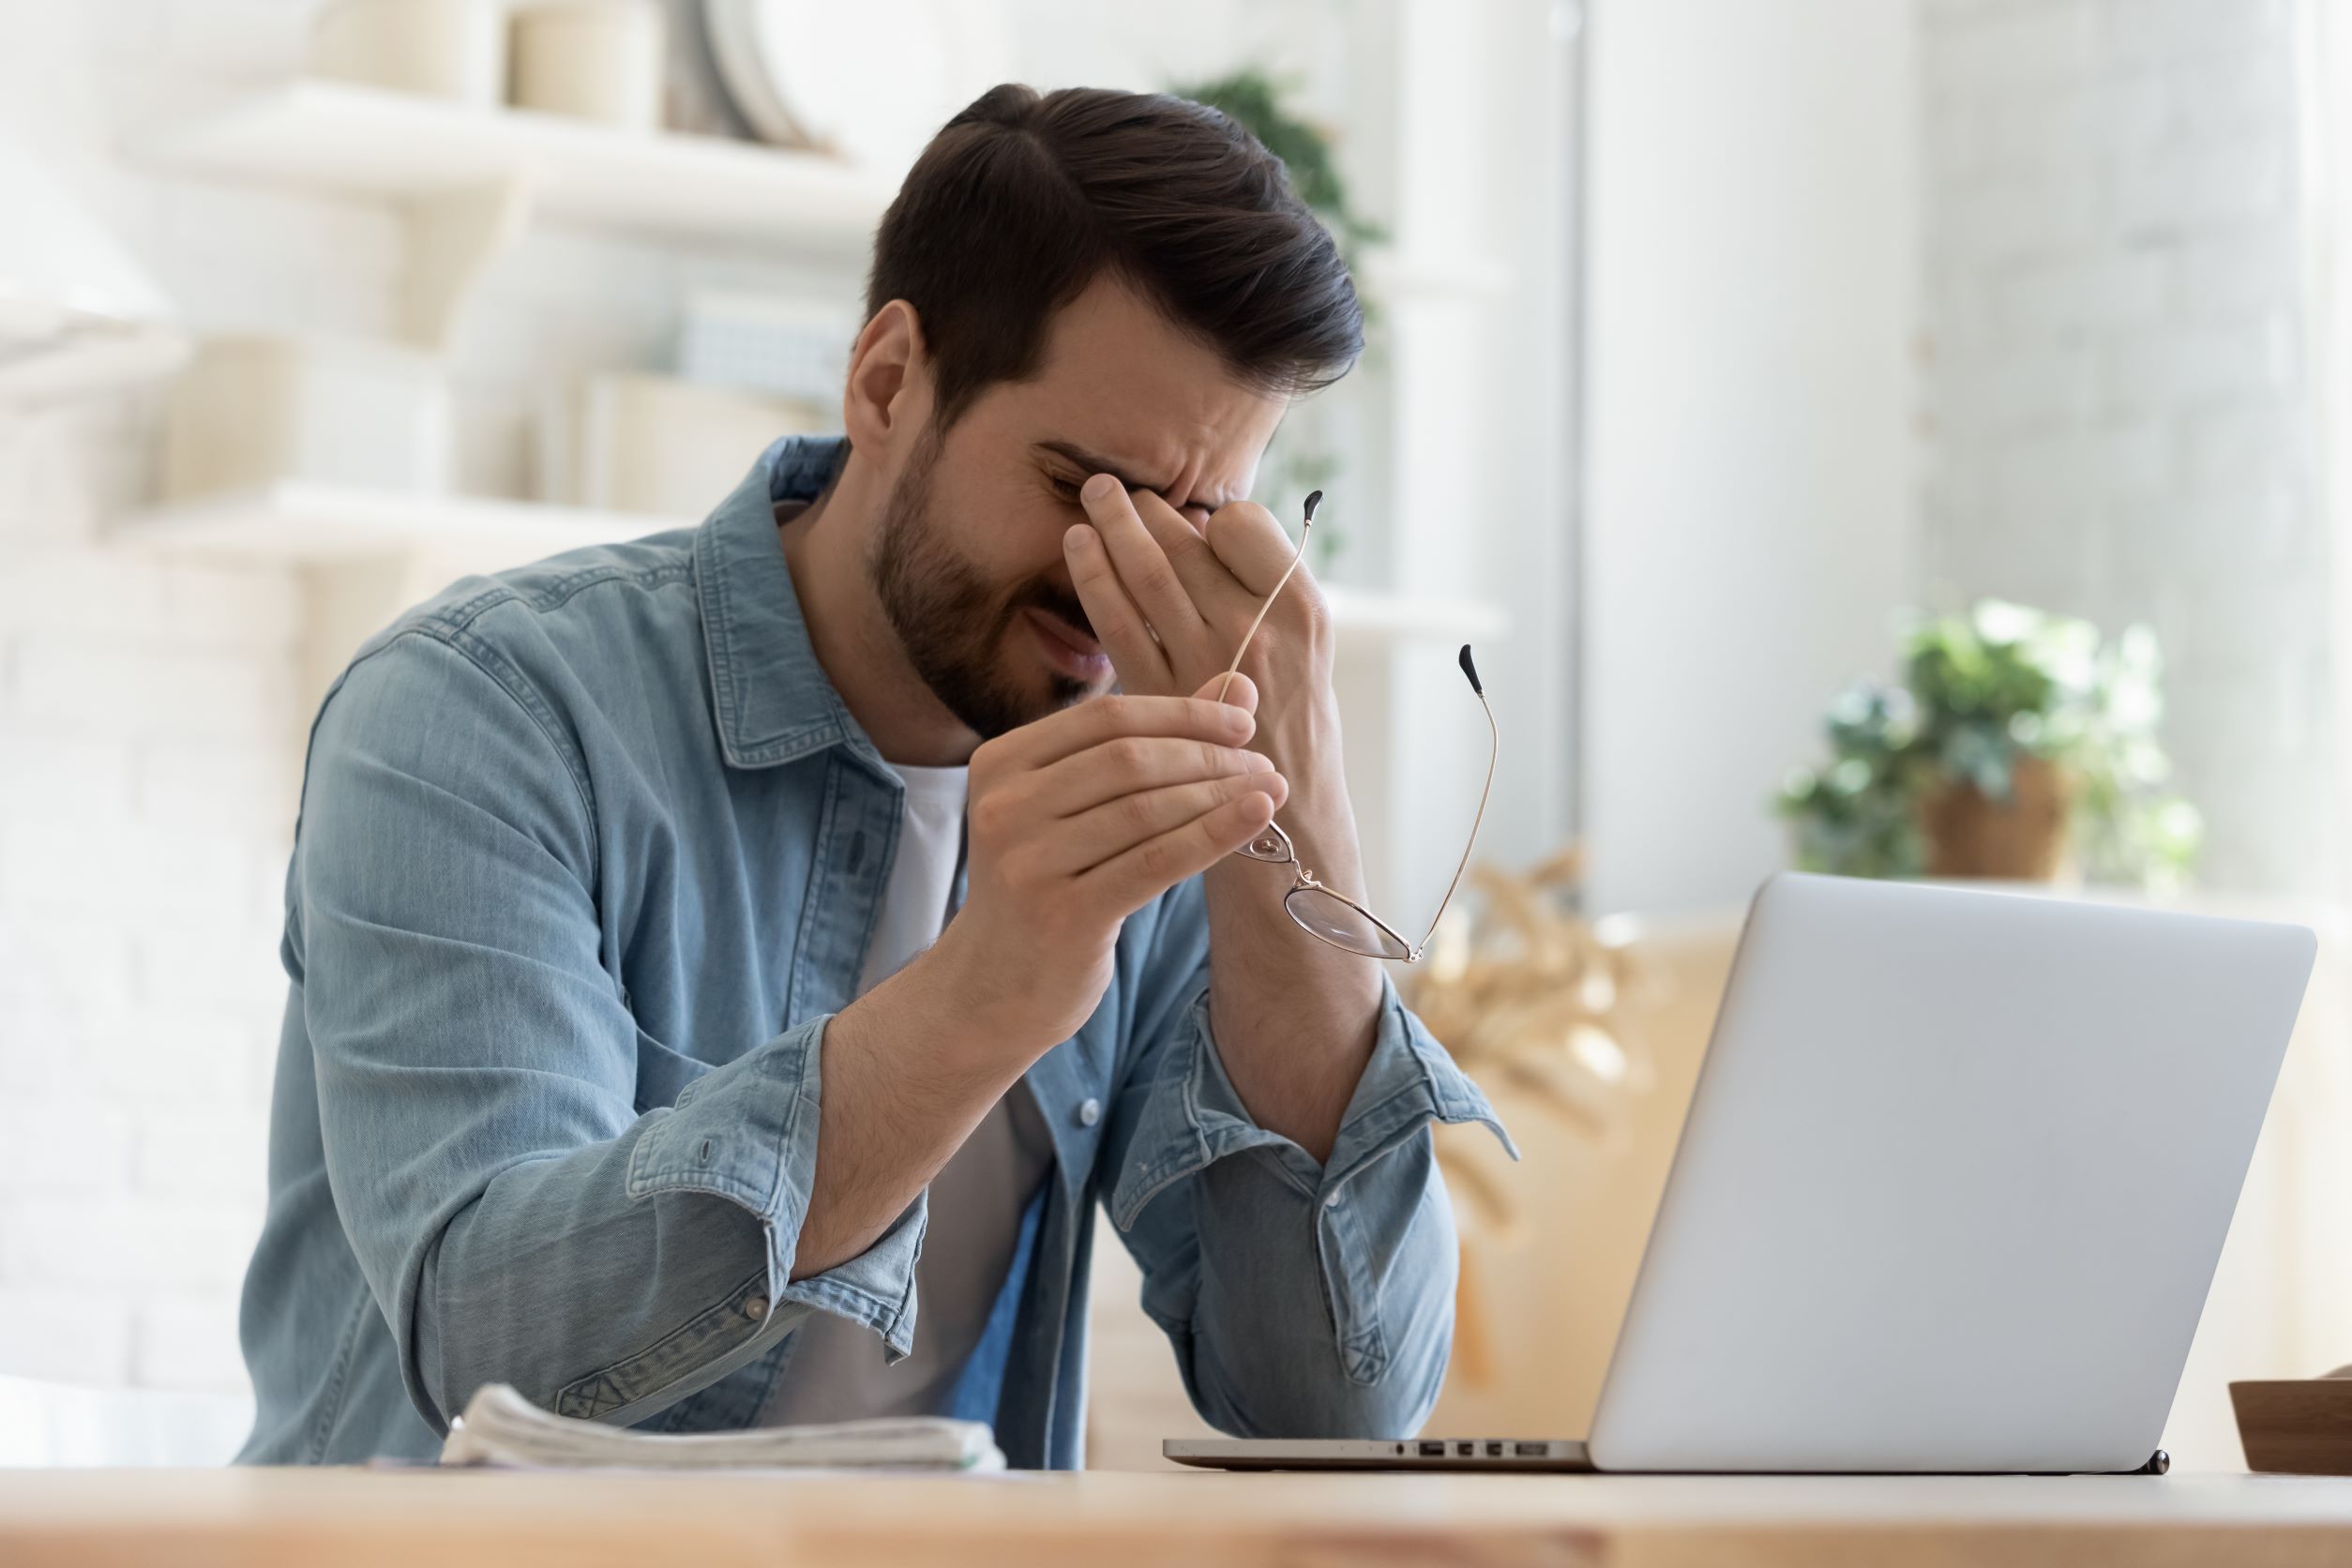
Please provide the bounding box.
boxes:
[310,0,508,107]
[509,2,667,132]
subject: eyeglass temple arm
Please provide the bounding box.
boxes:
[1415,644,1498,957]
[1214,490,1319,705]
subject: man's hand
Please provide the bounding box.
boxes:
[924,687,1289,1055]
[1063,472,1383,1164]
[799,687,1281,1281]
[1063,474,1334,781]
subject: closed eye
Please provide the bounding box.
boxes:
[1045,469,1212,529]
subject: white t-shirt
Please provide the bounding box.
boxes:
[763,761,1056,1425]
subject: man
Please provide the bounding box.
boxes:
[238,83,1508,1466]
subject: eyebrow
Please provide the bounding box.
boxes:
[1033,440,1233,509]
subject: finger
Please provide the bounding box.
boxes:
[1078,791,1279,916]
[1204,500,1309,598]
[1045,771,1290,874]
[983,693,1253,772]
[1130,487,1254,617]
[1078,475,1208,642]
[1194,671,1258,716]
[1030,734,1274,820]
[1064,524,1168,689]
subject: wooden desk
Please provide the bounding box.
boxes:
[6,1470,2352,1567]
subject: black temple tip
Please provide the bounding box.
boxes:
[1303,489,1323,523]
[1457,643,1483,694]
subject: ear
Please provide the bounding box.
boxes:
[842,299,933,455]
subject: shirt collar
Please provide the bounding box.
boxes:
[693,434,886,773]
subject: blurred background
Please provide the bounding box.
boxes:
[0,0,2344,1471]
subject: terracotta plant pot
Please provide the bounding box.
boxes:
[1915,755,2074,881]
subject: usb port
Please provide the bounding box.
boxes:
[1419,1440,1446,1457]
[1485,1441,1505,1456]
[1455,1441,1475,1457]
[1515,1442,1547,1456]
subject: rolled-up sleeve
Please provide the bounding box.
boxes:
[299,630,921,1435]
[1104,947,1515,1439]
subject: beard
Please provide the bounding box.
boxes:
[867,425,1098,740]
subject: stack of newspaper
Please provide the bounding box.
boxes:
[440,1383,1006,1472]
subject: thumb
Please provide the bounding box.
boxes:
[1196,671,1259,714]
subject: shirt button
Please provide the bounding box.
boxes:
[743,1295,769,1321]
[1076,1097,1102,1128]
[1323,1192,1343,1210]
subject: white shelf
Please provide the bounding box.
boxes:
[113,484,1506,647]
[113,483,674,564]
[146,81,894,255]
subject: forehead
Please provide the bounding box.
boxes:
[985,275,1288,504]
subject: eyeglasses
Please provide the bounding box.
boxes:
[1214,490,1497,962]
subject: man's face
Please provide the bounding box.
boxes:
[867,277,1289,740]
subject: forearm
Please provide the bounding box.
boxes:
[415,1133,786,1424]
[791,938,1039,1278]
[1203,705,1382,1163]
[372,1015,927,1430]
[1177,1130,1461,1438]
[1106,984,1507,1440]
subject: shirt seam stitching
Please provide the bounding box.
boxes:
[426,560,694,636]
[554,1265,772,1419]
[388,625,602,889]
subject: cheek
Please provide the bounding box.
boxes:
[922,426,1077,585]
[970,489,1084,587]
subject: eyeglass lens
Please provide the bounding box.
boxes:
[1285,886,1412,960]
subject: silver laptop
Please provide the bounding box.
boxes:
[1167,873,2314,1474]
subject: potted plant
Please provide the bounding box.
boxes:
[1776,601,2202,889]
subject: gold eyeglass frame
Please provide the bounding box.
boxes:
[1213,490,1498,963]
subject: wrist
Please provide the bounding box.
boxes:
[1259,769,1365,897]
[912,917,1079,1063]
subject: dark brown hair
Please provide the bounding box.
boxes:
[866,83,1364,430]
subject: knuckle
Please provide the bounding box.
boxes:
[1121,789,1162,835]
[1104,735,1150,775]
[1137,836,1178,882]
[970,791,1015,838]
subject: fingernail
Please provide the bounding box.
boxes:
[1064,524,1093,551]
[1082,473,1120,504]
[1244,751,1274,771]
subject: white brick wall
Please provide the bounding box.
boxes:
[1920,0,2324,893]
[0,1,768,1400]
[0,394,295,1397]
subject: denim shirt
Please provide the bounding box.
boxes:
[237,435,1513,1466]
